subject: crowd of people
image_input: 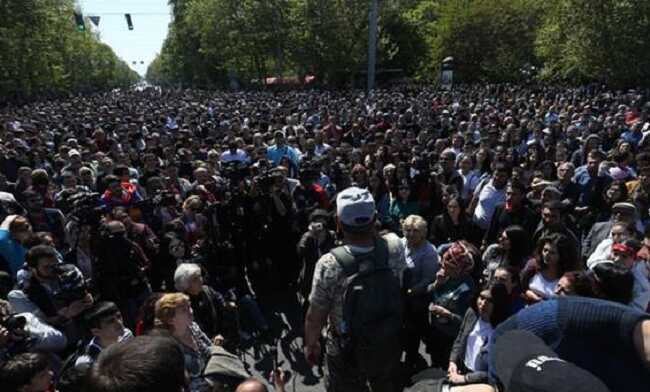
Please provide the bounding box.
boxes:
[0,84,649,392]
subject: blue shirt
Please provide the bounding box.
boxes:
[622,129,642,147]
[402,238,439,294]
[267,144,301,167]
[573,165,590,186]
[0,229,27,278]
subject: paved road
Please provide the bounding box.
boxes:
[237,289,429,391]
[240,290,326,392]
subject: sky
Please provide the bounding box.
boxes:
[78,0,171,76]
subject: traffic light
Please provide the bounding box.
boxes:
[74,12,85,32]
[125,14,133,30]
[89,16,101,27]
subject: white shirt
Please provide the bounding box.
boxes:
[463,318,493,371]
[587,238,614,269]
[472,180,506,230]
[220,149,249,163]
[529,273,558,299]
[459,170,481,201]
[314,143,331,156]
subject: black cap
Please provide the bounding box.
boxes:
[494,330,610,392]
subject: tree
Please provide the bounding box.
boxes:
[150,0,433,88]
[428,0,542,83]
[536,0,650,87]
[0,0,139,103]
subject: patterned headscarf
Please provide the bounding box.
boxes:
[438,241,476,280]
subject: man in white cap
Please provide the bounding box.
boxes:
[304,186,405,392]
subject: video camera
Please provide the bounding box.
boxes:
[132,188,179,220]
[253,171,277,193]
[1,314,27,335]
[67,192,105,226]
[0,314,35,358]
[51,263,88,307]
[222,161,250,185]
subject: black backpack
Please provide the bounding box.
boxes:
[330,237,403,378]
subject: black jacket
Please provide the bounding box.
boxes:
[484,203,539,244]
[449,308,489,385]
[430,213,480,247]
[296,230,336,297]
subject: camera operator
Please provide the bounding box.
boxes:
[22,191,66,251]
[54,172,91,214]
[63,222,94,282]
[7,245,93,346]
[93,221,151,329]
[293,166,331,233]
[144,176,182,231]
[110,207,159,264]
[0,300,66,362]
[297,209,336,313]
[262,168,299,290]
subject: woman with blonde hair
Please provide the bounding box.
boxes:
[401,214,439,368]
[154,293,214,392]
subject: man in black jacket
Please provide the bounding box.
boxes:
[94,221,150,329]
[483,181,538,246]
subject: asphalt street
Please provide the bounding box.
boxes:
[240,290,326,392]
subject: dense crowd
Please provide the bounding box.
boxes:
[0,85,648,392]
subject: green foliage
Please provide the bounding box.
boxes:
[4,0,650,95]
[149,0,432,87]
[429,0,543,83]
[0,0,139,102]
[536,0,650,87]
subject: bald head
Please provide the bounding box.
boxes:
[235,378,268,392]
[106,220,126,234]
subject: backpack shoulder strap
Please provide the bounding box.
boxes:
[331,237,391,276]
[373,237,390,269]
[330,246,358,277]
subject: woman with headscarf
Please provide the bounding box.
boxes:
[425,241,478,367]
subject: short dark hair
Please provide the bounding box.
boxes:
[83,301,120,331]
[592,263,634,304]
[113,165,130,177]
[0,352,50,391]
[587,149,606,160]
[542,200,564,212]
[507,180,526,195]
[104,174,120,185]
[86,335,187,392]
[26,244,58,268]
[493,162,511,175]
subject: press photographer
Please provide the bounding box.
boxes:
[7,245,92,347]
[0,300,66,362]
[93,221,151,329]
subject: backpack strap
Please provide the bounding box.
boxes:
[331,246,358,276]
[373,237,389,269]
[330,237,390,276]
